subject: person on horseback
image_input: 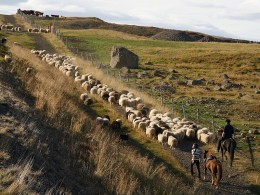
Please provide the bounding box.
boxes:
[217,119,234,152]
[191,143,201,179]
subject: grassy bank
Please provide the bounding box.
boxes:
[4,43,196,194]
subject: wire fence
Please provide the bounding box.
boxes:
[18,12,259,169]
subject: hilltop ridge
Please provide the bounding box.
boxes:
[25,15,254,43]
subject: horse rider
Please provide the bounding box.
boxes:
[217,119,235,152]
[191,143,201,179]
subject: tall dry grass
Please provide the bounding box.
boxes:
[8,44,194,194]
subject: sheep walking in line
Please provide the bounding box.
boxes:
[31,49,217,151]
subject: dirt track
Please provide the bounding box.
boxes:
[1,14,258,194]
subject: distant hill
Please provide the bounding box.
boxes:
[151,30,251,43]
[27,16,254,43]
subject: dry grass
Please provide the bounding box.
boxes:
[6,44,194,194]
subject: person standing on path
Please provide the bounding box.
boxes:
[191,143,201,179]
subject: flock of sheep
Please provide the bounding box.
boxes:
[0,23,49,33]
[0,24,22,32]
[30,49,215,149]
[28,28,50,33]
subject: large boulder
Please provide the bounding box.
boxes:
[110,46,138,69]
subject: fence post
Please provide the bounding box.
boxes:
[246,136,255,167]
[161,95,164,106]
[171,98,174,113]
[182,101,186,119]
[127,74,130,83]
[197,108,200,124]
[211,116,215,133]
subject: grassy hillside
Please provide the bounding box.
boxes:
[60,29,260,128]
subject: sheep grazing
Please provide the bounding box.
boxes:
[197,128,208,140]
[4,55,12,63]
[108,96,116,105]
[80,93,89,101]
[158,133,167,146]
[168,135,178,149]
[186,128,196,139]
[146,127,156,138]
[138,121,148,132]
[96,116,110,128]
[90,87,98,95]
[83,98,93,106]
[26,67,33,74]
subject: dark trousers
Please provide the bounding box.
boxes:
[217,137,224,151]
[191,160,200,178]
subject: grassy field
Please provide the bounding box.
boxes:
[60,29,260,126]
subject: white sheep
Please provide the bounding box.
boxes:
[146,127,155,138]
[119,97,128,107]
[108,96,116,105]
[158,133,167,146]
[199,133,209,144]
[4,55,12,63]
[138,122,147,132]
[186,128,196,139]
[80,93,88,101]
[128,113,136,122]
[168,135,178,149]
[133,119,142,128]
[90,87,98,94]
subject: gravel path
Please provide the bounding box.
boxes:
[170,139,255,195]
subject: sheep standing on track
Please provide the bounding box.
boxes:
[4,55,12,63]
[146,127,156,138]
[158,133,167,146]
[168,135,178,149]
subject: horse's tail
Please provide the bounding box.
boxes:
[216,161,222,184]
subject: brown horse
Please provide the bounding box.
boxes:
[221,138,236,167]
[204,150,222,189]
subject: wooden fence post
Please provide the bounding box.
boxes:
[211,116,215,133]
[171,98,174,113]
[182,101,186,119]
[246,136,255,167]
[197,108,200,124]
[161,95,164,106]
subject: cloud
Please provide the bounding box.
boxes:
[0,0,27,6]
[0,0,259,41]
[225,12,260,21]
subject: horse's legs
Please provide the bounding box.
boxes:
[211,174,215,185]
[224,151,228,160]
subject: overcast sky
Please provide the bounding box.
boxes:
[0,0,259,41]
